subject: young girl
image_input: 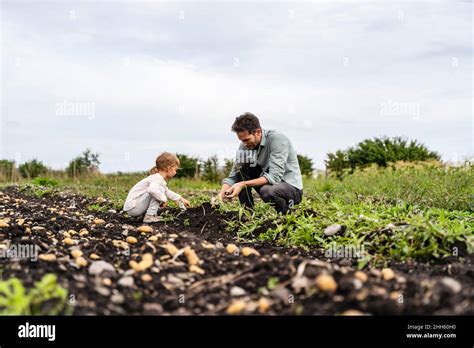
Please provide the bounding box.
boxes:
[123,152,190,223]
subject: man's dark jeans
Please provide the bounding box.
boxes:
[234,164,303,214]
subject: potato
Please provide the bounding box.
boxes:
[341,309,365,316]
[258,297,271,313]
[63,237,75,246]
[226,244,238,254]
[140,253,153,270]
[75,257,88,267]
[113,240,129,249]
[130,253,154,272]
[129,260,141,272]
[354,271,368,282]
[184,247,200,266]
[315,274,337,292]
[189,265,205,274]
[137,225,153,233]
[241,247,260,257]
[126,236,138,244]
[39,254,56,261]
[226,300,247,315]
[163,243,179,256]
[381,268,395,281]
[70,249,83,258]
[79,229,89,237]
[141,274,152,282]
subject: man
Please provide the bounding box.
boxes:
[218,112,303,213]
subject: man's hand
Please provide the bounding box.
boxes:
[225,182,246,199]
[218,184,231,201]
[160,201,168,208]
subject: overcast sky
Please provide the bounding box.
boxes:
[1,0,472,172]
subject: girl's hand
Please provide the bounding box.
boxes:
[180,198,191,207]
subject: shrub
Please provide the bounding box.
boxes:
[31,177,59,187]
[222,158,235,178]
[66,149,100,178]
[19,159,48,179]
[326,136,440,179]
[0,160,18,182]
[297,154,314,177]
[201,156,220,182]
[175,154,199,178]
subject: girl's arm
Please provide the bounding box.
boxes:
[164,188,181,202]
[148,181,168,202]
[166,189,190,208]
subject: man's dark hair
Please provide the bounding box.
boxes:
[231,112,261,133]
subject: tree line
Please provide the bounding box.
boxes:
[0,136,442,182]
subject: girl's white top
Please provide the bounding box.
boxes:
[123,173,181,211]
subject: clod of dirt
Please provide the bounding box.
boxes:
[118,276,134,287]
[324,224,343,236]
[440,277,462,293]
[93,218,105,225]
[230,286,246,297]
[89,260,115,276]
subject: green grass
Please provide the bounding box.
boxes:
[304,163,473,211]
[0,274,72,315]
[217,164,474,265]
[2,163,473,265]
[8,173,219,210]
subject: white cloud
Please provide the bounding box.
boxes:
[1,0,472,172]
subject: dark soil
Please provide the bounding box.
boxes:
[0,185,472,315]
